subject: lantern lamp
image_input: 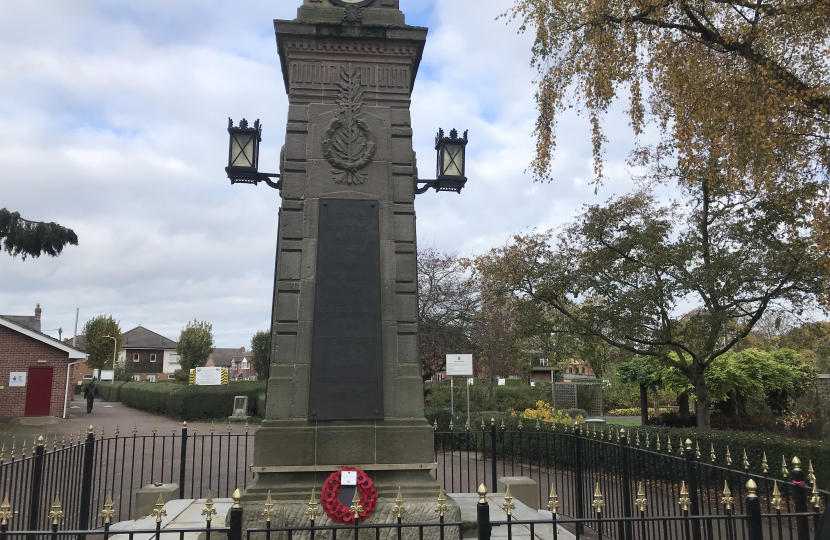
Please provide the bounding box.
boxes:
[416,128,469,194]
[225,118,281,189]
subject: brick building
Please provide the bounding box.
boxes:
[205,348,256,380]
[121,326,179,382]
[0,306,87,419]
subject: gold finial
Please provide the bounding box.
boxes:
[782,456,789,478]
[685,439,692,451]
[656,436,661,451]
[695,442,701,460]
[152,423,157,434]
[591,484,605,514]
[61,435,66,447]
[502,486,516,516]
[481,419,486,430]
[809,461,817,485]
[465,420,471,431]
[306,489,320,521]
[227,422,233,433]
[193,426,198,435]
[171,425,176,435]
[500,419,506,430]
[620,428,626,439]
[725,447,732,466]
[667,438,673,454]
[245,422,250,433]
[101,426,106,437]
[20,439,26,458]
[183,421,187,429]
[349,488,364,521]
[449,419,454,431]
[0,444,5,462]
[210,422,216,433]
[518,419,523,431]
[393,487,406,519]
[792,456,802,472]
[721,482,734,511]
[810,482,823,510]
[762,452,769,473]
[771,482,784,510]
[133,424,138,435]
[232,489,242,509]
[746,479,758,499]
[37,435,45,447]
[48,495,64,525]
[615,429,620,443]
[743,450,750,471]
[636,431,641,447]
[0,493,12,526]
[709,444,715,463]
[115,426,120,436]
[645,433,650,449]
[87,426,95,435]
[548,485,560,514]
[436,486,448,517]
[678,482,691,512]
[635,483,648,513]
[491,418,495,427]
[433,420,438,431]
[261,491,276,522]
[536,420,541,431]
[202,492,218,523]
[152,494,167,523]
[100,491,115,524]
[477,484,488,504]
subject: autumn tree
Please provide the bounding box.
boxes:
[251,330,271,380]
[82,316,123,371]
[507,0,830,259]
[176,320,215,372]
[0,209,78,259]
[418,247,478,380]
[473,171,828,427]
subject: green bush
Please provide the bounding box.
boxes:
[424,381,555,413]
[116,381,266,421]
[96,381,126,402]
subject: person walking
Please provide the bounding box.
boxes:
[83,379,99,414]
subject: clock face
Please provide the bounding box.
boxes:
[329,0,376,7]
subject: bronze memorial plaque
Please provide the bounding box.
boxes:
[308,198,384,420]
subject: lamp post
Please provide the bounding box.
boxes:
[225,118,282,190]
[415,129,469,194]
[103,336,118,371]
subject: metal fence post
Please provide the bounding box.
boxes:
[490,420,498,494]
[573,426,585,535]
[745,480,763,540]
[77,427,96,537]
[683,439,702,540]
[476,484,491,540]
[791,458,810,540]
[27,437,46,534]
[618,430,633,540]
[228,489,243,540]
[179,423,188,499]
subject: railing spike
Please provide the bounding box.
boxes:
[48,494,64,525]
[635,482,648,512]
[591,484,605,514]
[808,461,816,485]
[306,489,320,522]
[393,487,406,519]
[771,481,784,510]
[349,487,364,521]
[477,484,488,504]
[762,452,769,473]
[100,491,115,524]
[710,444,716,463]
[810,482,823,510]
[725,446,732,466]
[203,491,218,523]
[781,456,789,478]
[678,482,691,511]
[721,482,734,511]
[0,493,12,526]
[501,485,516,516]
[436,486,448,517]
[548,485,560,514]
[151,494,167,522]
[743,449,750,470]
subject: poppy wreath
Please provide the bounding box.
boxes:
[322,467,378,524]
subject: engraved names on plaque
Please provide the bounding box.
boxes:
[308,198,384,420]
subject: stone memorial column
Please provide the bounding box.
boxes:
[248,0,438,500]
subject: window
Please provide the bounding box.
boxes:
[581,367,586,374]
[538,357,549,367]
[242,360,249,370]
[147,375,156,382]
[83,374,93,380]
[133,353,139,362]
[150,354,157,363]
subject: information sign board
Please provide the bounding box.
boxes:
[9,372,26,387]
[445,354,473,376]
[190,367,229,386]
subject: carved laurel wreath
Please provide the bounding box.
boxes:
[323,66,377,186]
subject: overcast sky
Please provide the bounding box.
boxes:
[0,0,651,347]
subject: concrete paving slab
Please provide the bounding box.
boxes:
[450,493,574,540]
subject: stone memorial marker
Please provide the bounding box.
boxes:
[246,0,445,505]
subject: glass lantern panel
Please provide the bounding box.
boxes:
[230,134,255,168]
[441,144,464,177]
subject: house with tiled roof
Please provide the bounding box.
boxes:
[0,305,87,418]
[205,347,256,380]
[120,326,179,381]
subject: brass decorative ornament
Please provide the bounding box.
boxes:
[725,447,732,466]
[781,456,789,478]
[203,492,218,523]
[636,431,641,447]
[771,482,784,511]
[645,433,650,449]
[721,482,734,511]
[306,489,320,522]
[536,420,541,431]
[100,492,115,524]
[656,436,661,451]
[449,419,454,431]
[809,461,817,485]
[349,489,364,521]
[481,419,486,430]
[792,456,802,472]
[678,482,691,512]
[152,494,167,523]
[393,488,406,519]
[500,419,506,430]
[746,479,759,499]
[232,489,243,509]
[592,485,605,514]
[433,420,438,431]
[810,483,823,510]
[695,442,701,460]
[667,438,673,454]
[48,495,64,525]
[245,422,250,433]
[133,425,138,435]
[518,419,523,431]
[743,450,750,471]
[436,486,448,517]
[762,452,769,474]
[502,486,516,516]
[210,422,216,433]
[465,420,470,431]
[635,483,648,513]
[152,423,157,434]
[548,485,560,514]
[0,493,12,526]
[491,418,495,427]
[227,422,233,433]
[477,484,488,504]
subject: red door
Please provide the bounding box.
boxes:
[24,367,53,417]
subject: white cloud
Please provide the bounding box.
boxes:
[0,0,644,346]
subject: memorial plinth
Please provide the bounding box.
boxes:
[246,0,441,502]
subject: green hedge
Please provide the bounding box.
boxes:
[257,393,267,418]
[96,381,126,402]
[113,381,266,421]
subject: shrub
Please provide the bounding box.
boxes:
[562,408,588,419]
[511,401,581,424]
[608,407,679,417]
[116,381,266,421]
[96,381,126,402]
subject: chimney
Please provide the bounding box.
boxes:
[35,304,42,320]
[241,346,246,352]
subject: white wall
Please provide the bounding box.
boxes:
[163,350,180,374]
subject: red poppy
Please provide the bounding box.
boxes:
[321,467,379,524]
